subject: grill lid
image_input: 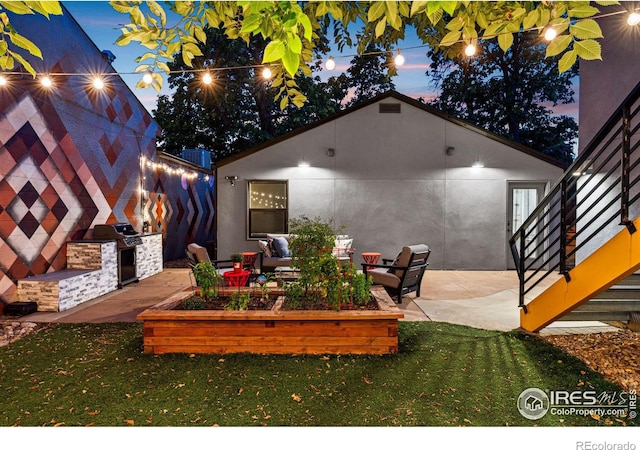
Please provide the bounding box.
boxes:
[93,223,143,247]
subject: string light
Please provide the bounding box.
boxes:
[0,6,638,91]
[40,75,53,88]
[464,42,477,57]
[544,26,558,41]
[92,76,105,89]
[325,56,336,70]
[142,71,153,85]
[140,155,212,184]
[394,49,405,66]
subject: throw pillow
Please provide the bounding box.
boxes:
[333,238,353,257]
[271,236,291,258]
[258,240,272,257]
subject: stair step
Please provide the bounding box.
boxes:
[573,299,640,312]
[558,311,631,322]
[594,285,640,299]
[616,273,640,285]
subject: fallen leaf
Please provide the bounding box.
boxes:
[124,419,135,426]
[363,377,373,385]
[291,393,302,402]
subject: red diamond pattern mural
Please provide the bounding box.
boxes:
[0,8,216,310]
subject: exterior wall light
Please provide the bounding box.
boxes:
[225,175,238,186]
[472,156,484,168]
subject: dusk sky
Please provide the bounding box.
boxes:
[62,1,578,121]
[63,1,440,114]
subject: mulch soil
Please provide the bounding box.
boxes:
[541,329,640,391]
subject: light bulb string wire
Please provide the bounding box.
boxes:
[0,6,637,80]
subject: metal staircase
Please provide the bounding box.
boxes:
[510,81,640,332]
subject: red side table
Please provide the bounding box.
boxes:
[223,269,251,287]
[362,252,381,270]
[242,252,258,273]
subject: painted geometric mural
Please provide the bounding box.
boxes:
[0,8,216,309]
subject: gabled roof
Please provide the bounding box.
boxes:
[215,90,565,169]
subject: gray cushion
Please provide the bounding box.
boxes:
[271,236,290,257]
[369,268,400,288]
[187,243,211,263]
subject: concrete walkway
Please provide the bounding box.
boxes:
[11,268,621,335]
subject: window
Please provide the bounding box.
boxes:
[248,180,288,239]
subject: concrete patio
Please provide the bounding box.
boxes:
[8,268,620,336]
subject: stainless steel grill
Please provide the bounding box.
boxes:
[93,223,142,288]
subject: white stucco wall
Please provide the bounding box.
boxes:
[215,95,564,270]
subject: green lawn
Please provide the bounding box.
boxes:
[0,321,630,427]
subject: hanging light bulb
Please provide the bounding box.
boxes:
[202,71,213,85]
[40,75,53,88]
[0,75,7,87]
[325,56,336,70]
[262,66,272,80]
[464,42,477,57]
[92,76,105,90]
[394,49,405,66]
[142,71,153,85]
[544,26,557,41]
[472,156,484,168]
[628,12,640,26]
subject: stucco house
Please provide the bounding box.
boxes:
[214,91,565,271]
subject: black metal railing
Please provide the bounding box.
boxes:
[509,81,640,311]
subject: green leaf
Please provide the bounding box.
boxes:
[263,39,285,63]
[439,30,461,47]
[545,34,572,57]
[147,0,166,27]
[476,11,488,29]
[440,1,458,16]
[446,16,464,31]
[8,32,42,58]
[241,14,262,34]
[156,61,170,73]
[410,1,428,16]
[368,1,385,22]
[11,51,35,76]
[483,22,505,38]
[0,1,35,15]
[385,1,397,19]
[279,95,288,110]
[0,54,14,70]
[558,49,577,73]
[498,32,513,53]
[570,19,603,39]
[281,47,299,76]
[288,35,302,54]
[194,26,207,43]
[298,13,312,41]
[375,18,386,37]
[574,39,602,60]
[523,9,538,30]
[568,5,599,19]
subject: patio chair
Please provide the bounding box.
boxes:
[362,244,430,303]
[185,243,234,275]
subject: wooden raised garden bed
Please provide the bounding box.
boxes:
[137,285,403,355]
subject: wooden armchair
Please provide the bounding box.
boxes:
[362,244,430,303]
